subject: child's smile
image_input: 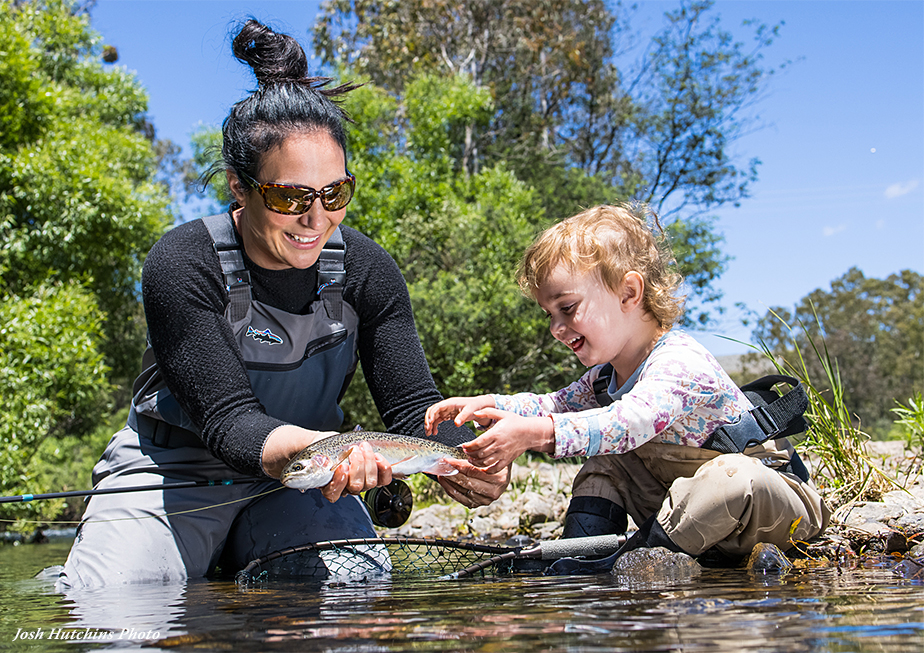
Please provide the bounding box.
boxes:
[535,263,663,382]
[535,264,625,368]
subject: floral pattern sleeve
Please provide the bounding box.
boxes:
[491,330,752,459]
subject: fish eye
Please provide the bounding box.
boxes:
[290,463,303,472]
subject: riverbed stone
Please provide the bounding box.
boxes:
[611,547,702,586]
[746,542,793,573]
[882,489,924,513]
[892,557,924,580]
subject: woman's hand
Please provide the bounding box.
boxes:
[462,409,555,474]
[321,440,393,503]
[424,395,497,435]
[262,426,393,503]
[437,458,511,508]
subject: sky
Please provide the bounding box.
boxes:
[89,0,924,357]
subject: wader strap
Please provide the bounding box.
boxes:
[592,363,615,406]
[127,406,205,449]
[318,227,346,321]
[202,214,346,323]
[203,213,251,324]
[703,375,808,455]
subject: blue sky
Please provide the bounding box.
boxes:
[90,0,924,357]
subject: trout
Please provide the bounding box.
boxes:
[280,431,467,491]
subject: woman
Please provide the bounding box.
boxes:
[57,19,506,588]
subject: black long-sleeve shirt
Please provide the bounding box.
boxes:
[141,214,470,476]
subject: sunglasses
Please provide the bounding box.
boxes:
[239,170,355,215]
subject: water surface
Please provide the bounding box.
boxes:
[2,539,923,652]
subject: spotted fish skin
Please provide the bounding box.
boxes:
[280,431,466,492]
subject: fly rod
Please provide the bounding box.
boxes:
[0,477,266,504]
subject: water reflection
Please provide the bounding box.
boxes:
[1,541,923,652]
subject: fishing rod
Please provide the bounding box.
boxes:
[0,477,266,504]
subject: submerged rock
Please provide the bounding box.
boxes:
[611,547,702,585]
[892,557,924,580]
[746,542,793,574]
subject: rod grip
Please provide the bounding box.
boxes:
[534,534,626,560]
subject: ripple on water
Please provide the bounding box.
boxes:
[2,541,924,652]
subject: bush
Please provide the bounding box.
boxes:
[0,281,111,530]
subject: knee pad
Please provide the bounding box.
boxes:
[561,496,628,539]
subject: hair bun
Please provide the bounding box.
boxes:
[232,19,308,85]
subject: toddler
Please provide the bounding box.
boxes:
[426,203,829,567]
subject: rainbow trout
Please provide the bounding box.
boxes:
[280,431,467,491]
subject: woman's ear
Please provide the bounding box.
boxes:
[227,169,248,205]
[620,271,645,311]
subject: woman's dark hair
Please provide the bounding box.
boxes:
[202,19,359,189]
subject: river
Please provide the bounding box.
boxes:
[1,537,923,652]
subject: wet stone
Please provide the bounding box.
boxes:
[611,547,702,585]
[892,557,924,580]
[746,542,793,574]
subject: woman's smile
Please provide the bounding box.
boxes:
[230,131,348,270]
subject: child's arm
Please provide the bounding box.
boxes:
[460,408,555,473]
[424,395,497,436]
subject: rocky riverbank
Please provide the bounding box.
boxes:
[382,440,924,563]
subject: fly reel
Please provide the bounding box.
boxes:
[363,479,413,528]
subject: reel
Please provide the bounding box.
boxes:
[363,479,413,528]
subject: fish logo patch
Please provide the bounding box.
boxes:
[246,326,283,345]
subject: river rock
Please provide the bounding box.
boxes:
[611,547,702,585]
[892,557,924,580]
[746,542,793,573]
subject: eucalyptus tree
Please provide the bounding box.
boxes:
[312,0,786,326]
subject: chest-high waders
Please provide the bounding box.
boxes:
[560,365,816,565]
[61,215,384,588]
[128,213,360,443]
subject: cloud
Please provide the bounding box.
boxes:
[823,224,847,237]
[885,179,920,199]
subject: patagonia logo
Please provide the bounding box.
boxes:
[246,326,283,345]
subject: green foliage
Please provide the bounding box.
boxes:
[313,0,787,326]
[0,281,111,529]
[0,0,173,529]
[332,71,582,416]
[893,393,924,449]
[891,393,924,484]
[0,0,173,383]
[190,127,231,209]
[752,267,923,435]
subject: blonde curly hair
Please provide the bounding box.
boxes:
[517,203,686,329]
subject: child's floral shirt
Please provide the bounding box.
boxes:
[491,329,753,458]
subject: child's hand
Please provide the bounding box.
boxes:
[462,408,555,474]
[425,395,496,436]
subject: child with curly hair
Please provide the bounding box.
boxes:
[426,203,829,569]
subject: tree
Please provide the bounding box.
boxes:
[751,267,924,434]
[312,0,784,326]
[0,0,173,384]
[0,0,173,523]
[192,71,580,427]
[0,282,112,526]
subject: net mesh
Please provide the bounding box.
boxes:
[235,537,518,585]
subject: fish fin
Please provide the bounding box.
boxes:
[390,455,419,477]
[332,447,354,469]
[422,459,460,477]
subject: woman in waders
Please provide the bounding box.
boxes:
[56,19,507,588]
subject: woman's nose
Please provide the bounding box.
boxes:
[300,202,328,230]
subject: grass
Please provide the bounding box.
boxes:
[891,392,924,486]
[752,307,898,508]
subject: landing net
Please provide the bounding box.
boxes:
[235,534,625,585]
